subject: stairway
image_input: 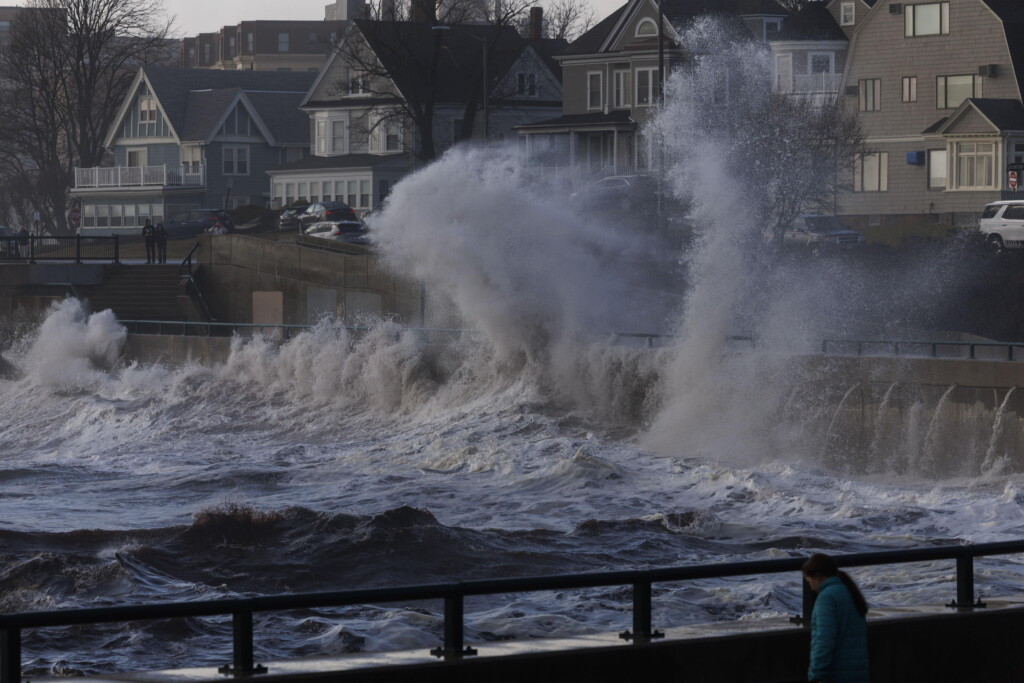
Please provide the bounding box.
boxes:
[79,265,184,321]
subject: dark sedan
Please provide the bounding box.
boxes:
[277,205,309,232]
[165,209,234,239]
[297,201,359,231]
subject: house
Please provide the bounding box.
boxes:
[72,67,316,235]
[836,0,1024,241]
[769,1,849,105]
[267,13,566,212]
[181,20,349,72]
[516,0,786,178]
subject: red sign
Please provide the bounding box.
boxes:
[1010,171,1018,189]
[68,200,81,227]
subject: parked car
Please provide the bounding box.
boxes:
[782,215,864,256]
[165,209,234,239]
[570,175,657,213]
[277,204,309,232]
[304,220,369,244]
[979,200,1024,253]
[297,201,359,231]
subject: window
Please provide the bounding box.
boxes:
[613,70,629,108]
[227,35,235,57]
[905,2,949,36]
[636,67,659,106]
[348,69,368,94]
[587,71,602,110]
[360,180,370,208]
[277,32,289,52]
[126,148,147,167]
[203,44,211,63]
[332,120,346,153]
[635,18,657,37]
[382,120,401,152]
[223,145,249,175]
[840,2,855,25]
[809,52,833,74]
[139,96,157,135]
[246,33,253,53]
[764,18,782,40]
[854,152,888,192]
[316,120,327,154]
[903,76,918,102]
[517,73,537,96]
[955,142,995,188]
[859,79,881,111]
[347,180,357,207]
[0,21,10,32]
[309,32,317,47]
[937,75,981,109]
[928,149,947,188]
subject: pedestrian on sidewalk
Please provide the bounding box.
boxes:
[142,219,156,264]
[803,553,869,683]
[154,223,168,264]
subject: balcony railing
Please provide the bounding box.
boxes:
[74,164,206,189]
[792,72,843,93]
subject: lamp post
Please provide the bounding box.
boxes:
[431,24,489,141]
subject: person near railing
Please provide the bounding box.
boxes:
[154,223,168,264]
[802,553,869,683]
[142,219,156,264]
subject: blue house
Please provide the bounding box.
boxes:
[73,67,316,235]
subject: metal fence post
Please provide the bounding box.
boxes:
[948,553,985,609]
[790,576,817,626]
[218,610,266,676]
[1,627,21,683]
[28,237,34,264]
[114,235,119,264]
[75,234,81,263]
[620,580,664,643]
[431,592,477,660]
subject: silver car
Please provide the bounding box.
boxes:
[979,201,1024,252]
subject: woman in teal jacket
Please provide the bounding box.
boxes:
[803,553,869,683]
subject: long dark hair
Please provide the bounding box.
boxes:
[802,553,868,617]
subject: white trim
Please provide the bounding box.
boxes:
[613,69,630,108]
[635,66,658,107]
[840,2,855,26]
[205,91,276,146]
[104,70,181,148]
[222,144,251,176]
[635,18,658,37]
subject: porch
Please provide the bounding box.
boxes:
[75,165,206,189]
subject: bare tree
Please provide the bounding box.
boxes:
[0,0,172,233]
[540,0,594,41]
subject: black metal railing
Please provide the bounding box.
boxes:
[3,541,1024,682]
[176,242,216,322]
[0,235,119,263]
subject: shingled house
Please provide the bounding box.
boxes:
[72,67,315,235]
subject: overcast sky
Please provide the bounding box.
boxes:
[7,0,625,37]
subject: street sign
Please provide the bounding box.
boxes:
[1008,163,1024,172]
[1011,171,1019,190]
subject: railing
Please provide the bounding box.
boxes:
[793,72,842,93]
[74,164,206,188]
[2,540,1023,682]
[0,235,119,263]
[118,320,469,343]
[820,338,1024,362]
[177,242,217,322]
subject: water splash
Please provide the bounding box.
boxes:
[983,387,1018,472]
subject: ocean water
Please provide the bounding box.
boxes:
[4,18,1024,676]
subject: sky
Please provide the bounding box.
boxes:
[7,0,625,37]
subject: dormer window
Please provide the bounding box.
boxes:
[764,18,782,40]
[635,18,658,37]
[139,96,156,135]
[517,72,537,96]
[840,2,855,26]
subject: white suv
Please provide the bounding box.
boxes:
[979,200,1024,252]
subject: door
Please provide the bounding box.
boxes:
[774,54,792,93]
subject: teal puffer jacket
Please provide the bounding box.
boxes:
[808,576,869,682]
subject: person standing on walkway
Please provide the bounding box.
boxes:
[803,553,869,683]
[154,223,168,264]
[142,219,156,264]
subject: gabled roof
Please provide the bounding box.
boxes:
[349,20,535,104]
[563,0,785,57]
[981,0,1024,23]
[774,1,846,41]
[531,37,569,81]
[106,67,316,148]
[928,98,1024,135]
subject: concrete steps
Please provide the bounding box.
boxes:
[80,265,185,321]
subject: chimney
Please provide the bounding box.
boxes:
[529,6,543,40]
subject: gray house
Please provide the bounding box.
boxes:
[268,18,566,211]
[769,1,849,105]
[517,0,786,179]
[72,67,316,235]
[837,0,1024,242]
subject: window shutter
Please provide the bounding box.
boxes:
[854,153,862,192]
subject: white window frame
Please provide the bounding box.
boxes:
[840,2,855,26]
[902,76,918,102]
[953,141,996,189]
[928,148,947,189]
[181,145,202,171]
[635,66,658,107]
[587,71,603,110]
[854,152,889,192]
[315,120,327,154]
[635,18,658,37]
[331,119,347,154]
[223,144,250,175]
[807,52,834,74]
[613,70,629,108]
[905,2,949,37]
[126,147,147,167]
[381,119,402,153]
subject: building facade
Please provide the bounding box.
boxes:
[71,68,315,235]
[181,20,348,72]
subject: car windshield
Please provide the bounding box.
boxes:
[804,216,847,233]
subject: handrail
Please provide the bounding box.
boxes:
[177,241,201,277]
[175,242,216,323]
[2,540,1023,680]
